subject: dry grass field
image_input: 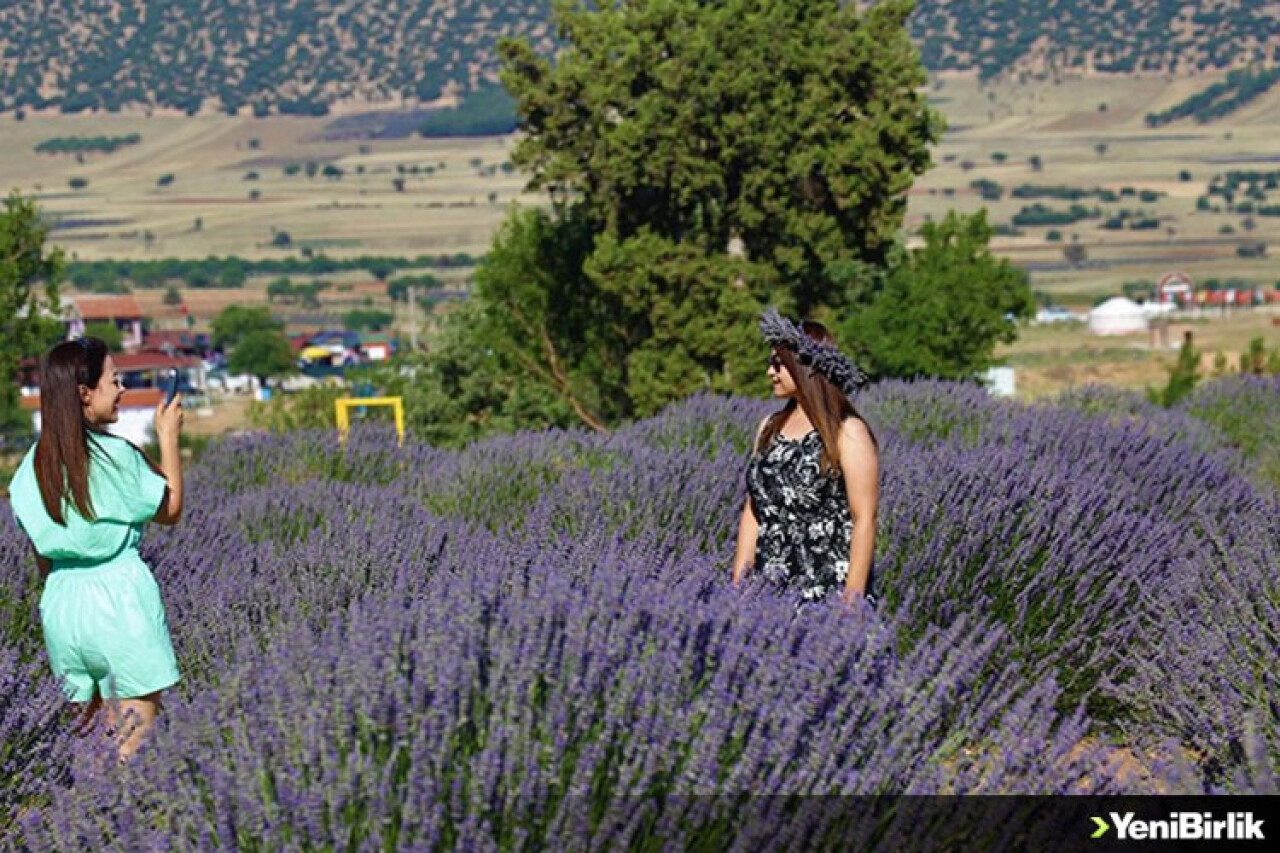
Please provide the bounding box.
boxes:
[0,114,534,261]
[0,113,522,340]
[911,74,1280,394]
[998,309,1280,397]
[3,72,1279,400]
[914,74,1280,301]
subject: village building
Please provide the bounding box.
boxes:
[68,295,146,351]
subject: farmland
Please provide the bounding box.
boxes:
[6,74,1280,289]
[5,73,1280,396]
[0,114,532,262]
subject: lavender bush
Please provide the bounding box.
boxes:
[2,378,1276,849]
[1180,374,1280,490]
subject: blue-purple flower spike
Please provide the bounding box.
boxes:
[759,308,869,397]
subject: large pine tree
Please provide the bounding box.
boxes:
[479,0,941,424]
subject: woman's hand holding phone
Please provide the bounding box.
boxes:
[164,368,180,406]
[155,384,184,448]
[153,385,185,525]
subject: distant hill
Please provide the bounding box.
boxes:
[911,0,1280,79]
[2,1,1279,116]
[0,0,558,116]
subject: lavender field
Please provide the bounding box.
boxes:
[2,379,1278,850]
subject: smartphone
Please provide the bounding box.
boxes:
[163,368,180,405]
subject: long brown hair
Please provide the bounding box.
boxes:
[35,337,116,524]
[758,320,877,475]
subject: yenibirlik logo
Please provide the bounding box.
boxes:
[1091,811,1265,841]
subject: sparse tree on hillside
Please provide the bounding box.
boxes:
[220,265,247,288]
[266,277,294,302]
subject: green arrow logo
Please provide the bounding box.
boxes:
[1091,816,1110,839]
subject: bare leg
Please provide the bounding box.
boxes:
[105,692,163,762]
[71,692,103,737]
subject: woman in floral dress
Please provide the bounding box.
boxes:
[732,311,879,607]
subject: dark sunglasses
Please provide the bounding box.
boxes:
[767,354,783,371]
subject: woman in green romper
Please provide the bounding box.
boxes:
[8,337,185,760]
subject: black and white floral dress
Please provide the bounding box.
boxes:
[746,429,876,606]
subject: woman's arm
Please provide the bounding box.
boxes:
[838,418,879,604]
[731,498,759,584]
[152,396,184,525]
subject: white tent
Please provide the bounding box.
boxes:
[1088,297,1149,336]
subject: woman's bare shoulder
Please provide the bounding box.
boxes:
[839,415,874,444]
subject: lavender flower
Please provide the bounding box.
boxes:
[3,376,1277,849]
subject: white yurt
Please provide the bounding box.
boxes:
[1088,297,1149,336]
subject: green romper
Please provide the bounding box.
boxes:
[8,432,181,702]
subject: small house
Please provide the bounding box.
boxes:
[72,295,146,351]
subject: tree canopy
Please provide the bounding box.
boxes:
[228,329,295,386]
[212,305,282,351]
[369,0,1037,439]
[501,0,940,315]
[470,0,941,428]
[0,193,64,449]
[84,321,125,353]
[842,211,1034,380]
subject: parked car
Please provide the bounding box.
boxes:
[206,369,259,394]
[1034,306,1081,324]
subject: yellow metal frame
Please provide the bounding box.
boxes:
[335,396,405,445]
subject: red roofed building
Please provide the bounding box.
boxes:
[288,333,313,355]
[112,352,206,395]
[70,295,146,350]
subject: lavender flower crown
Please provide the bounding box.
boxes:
[759,308,868,398]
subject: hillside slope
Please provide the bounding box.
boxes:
[0,0,558,115]
[913,0,1280,78]
[2,1,1278,114]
